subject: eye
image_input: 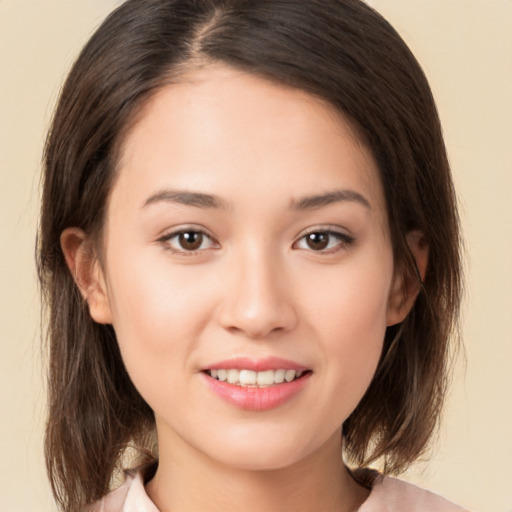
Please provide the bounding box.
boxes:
[294,230,354,253]
[158,229,218,254]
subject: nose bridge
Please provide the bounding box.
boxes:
[219,240,296,338]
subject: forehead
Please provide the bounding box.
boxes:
[114,64,386,219]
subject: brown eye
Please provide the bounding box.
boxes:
[294,230,355,253]
[178,231,203,251]
[160,229,217,254]
[305,232,329,251]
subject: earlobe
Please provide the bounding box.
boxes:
[386,230,429,326]
[60,228,113,324]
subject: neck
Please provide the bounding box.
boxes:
[146,429,368,512]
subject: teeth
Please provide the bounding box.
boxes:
[256,370,274,386]
[227,369,239,384]
[208,368,305,387]
[239,370,256,386]
[284,369,296,382]
[274,369,285,384]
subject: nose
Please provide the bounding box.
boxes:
[217,247,298,339]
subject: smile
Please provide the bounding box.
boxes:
[203,362,312,411]
[206,369,305,387]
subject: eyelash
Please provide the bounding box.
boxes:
[157,228,355,256]
[157,228,219,256]
[293,229,355,253]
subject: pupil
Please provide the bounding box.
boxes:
[307,232,329,250]
[179,231,202,250]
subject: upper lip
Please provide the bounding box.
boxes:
[202,357,309,372]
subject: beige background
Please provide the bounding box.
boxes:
[1,1,510,511]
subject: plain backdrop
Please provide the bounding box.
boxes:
[1,1,510,511]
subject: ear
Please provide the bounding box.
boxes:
[60,227,113,324]
[386,230,429,326]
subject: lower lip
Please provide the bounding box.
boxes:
[203,373,311,411]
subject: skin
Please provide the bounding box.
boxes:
[62,64,427,512]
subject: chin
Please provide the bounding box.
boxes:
[216,446,306,472]
[198,424,336,473]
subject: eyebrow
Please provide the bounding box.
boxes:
[143,190,229,210]
[142,188,371,211]
[291,189,371,210]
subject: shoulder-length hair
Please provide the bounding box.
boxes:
[38,1,462,510]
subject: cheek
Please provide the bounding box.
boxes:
[106,241,206,329]
[305,254,392,344]
[326,292,386,382]
[103,248,208,375]
[303,256,392,406]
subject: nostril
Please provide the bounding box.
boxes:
[216,275,299,337]
[225,324,285,340]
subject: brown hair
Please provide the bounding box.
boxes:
[38,0,462,510]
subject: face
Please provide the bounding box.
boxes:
[81,65,409,471]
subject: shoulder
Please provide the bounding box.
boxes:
[86,469,469,512]
[360,475,469,512]
[84,469,159,512]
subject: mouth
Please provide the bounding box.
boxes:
[203,367,311,411]
[204,368,309,388]
[201,357,312,410]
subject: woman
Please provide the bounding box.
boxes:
[38,1,465,510]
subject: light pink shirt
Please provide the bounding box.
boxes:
[88,470,467,512]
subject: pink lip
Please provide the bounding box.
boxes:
[203,357,309,372]
[201,357,311,411]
